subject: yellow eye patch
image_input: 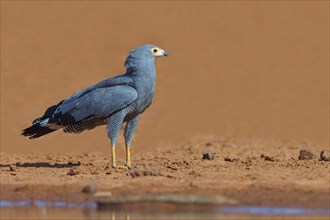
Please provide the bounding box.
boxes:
[150,47,167,57]
[151,47,160,55]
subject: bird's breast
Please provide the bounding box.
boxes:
[132,72,156,112]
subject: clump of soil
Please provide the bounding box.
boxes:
[130,167,163,178]
[260,154,275,161]
[224,157,239,162]
[67,167,83,176]
[298,149,315,160]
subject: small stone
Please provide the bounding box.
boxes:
[202,152,215,160]
[67,167,82,176]
[9,165,16,171]
[298,149,315,160]
[82,184,97,193]
[320,150,330,161]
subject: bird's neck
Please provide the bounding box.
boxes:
[125,60,156,92]
[125,56,155,73]
[125,60,157,111]
[125,59,156,77]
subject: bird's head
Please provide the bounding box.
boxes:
[124,44,168,70]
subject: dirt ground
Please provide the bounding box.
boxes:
[1,137,329,209]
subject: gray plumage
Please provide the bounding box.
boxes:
[21,45,168,163]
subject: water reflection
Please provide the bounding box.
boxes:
[92,203,222,220]
[0,200,96,208]
[220,206,330,215]
[1,200,330,220]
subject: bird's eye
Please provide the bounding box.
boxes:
[153,49,158,53]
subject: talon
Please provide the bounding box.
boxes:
[125,163,132,169]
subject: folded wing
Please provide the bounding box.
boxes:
[21,76,137,139]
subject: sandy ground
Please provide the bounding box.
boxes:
[1,137,329,209]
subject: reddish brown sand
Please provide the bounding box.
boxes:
[1,1,329,217]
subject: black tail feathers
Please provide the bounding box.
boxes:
[21,101,64,139]
[21,123,57,139]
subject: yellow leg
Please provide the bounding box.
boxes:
[125,145,131,168]
[111,145,117,168]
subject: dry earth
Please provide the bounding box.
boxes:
[1,138,329,209]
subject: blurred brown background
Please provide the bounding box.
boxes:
[1,1,329,154]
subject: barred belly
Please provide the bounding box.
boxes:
[63,105,140,134]
[63,117,107,133]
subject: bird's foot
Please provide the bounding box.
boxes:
[114,164,131,170]
[124,162,132,169]
[111,161,131,169]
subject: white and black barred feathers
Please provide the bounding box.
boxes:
[63,117,107,133]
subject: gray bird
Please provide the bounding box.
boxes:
[21,44,168,168]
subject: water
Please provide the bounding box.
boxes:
[0,200,97,208]
[219,206,330,215]
[1,200,329,220]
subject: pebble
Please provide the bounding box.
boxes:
[202,152,216,160]
[298,149,315,160]
[9,165,16,171]
[320,150,330,161]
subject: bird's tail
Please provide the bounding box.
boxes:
[21,101,64,139]
[21,118,58,139]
